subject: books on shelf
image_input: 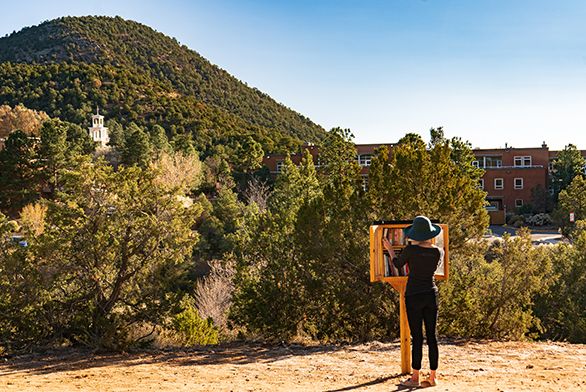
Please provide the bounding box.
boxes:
[383,250,409,277]
[382,227,407,246]
[382,228,409,277]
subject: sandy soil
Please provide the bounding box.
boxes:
[1,340,586,391]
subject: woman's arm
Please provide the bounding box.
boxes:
[382,237,395,258]
[392,249,408,268]
[383,237,408,268]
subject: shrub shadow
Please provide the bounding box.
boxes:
[0,342,352,376]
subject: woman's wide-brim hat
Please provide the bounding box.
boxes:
[404,215,441,241]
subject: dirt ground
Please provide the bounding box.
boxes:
[1,340,586,391]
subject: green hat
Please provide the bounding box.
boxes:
[404,215,441,241]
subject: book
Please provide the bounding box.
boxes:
[383,246,409,276]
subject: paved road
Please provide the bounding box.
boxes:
[487,225,564,244]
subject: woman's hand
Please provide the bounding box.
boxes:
[382,237,396,258]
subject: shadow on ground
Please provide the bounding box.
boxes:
[324,374,406,392]
[0,339,496,379]
[1,342,391,377]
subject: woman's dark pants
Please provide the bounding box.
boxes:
[405,291,439,370]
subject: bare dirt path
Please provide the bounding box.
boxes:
[1,340,585,391]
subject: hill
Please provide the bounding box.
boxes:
[0,16,325,154]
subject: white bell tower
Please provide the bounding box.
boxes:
[88,107,109,147]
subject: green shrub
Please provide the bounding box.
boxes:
[0,160,200,352]
[516,204,534,215]
[507,214,525,227]
[440,230,553,339]
[554,175,586,237]
[534,220,586,342]
[172,298,219,345]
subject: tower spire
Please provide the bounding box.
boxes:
[89,106,109,148]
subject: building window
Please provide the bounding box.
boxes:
[514,178,523,190]
[361,174,368,191]
[494,178,504,190]
[548,160,555,172]
[515,199,524,208]
[479,179,484,189]
[473,159,486,168]
[276,160,284,173]
[488,200,501,211]
[484,156,502,168]
[358,154,373,167]
[514,156,532,167]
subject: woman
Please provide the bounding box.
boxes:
[382,215,442,388]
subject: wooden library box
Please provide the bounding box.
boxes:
[369,220,449,284]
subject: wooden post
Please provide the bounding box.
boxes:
[399,285,411,374]
[389,278,411,374]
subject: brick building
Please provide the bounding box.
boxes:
[472,144,550,215]
[473,144,586,220]
[261,141,586,224]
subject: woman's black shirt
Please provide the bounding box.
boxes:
[393,244,441,296]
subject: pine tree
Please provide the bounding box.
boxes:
[232,135,264,173]
[22,158,201,348]
[294,128,395,341]
[554,175,586,236]
[149,124,171,158]
[367,128,488,248]
[551,143,586,200]
[107,119,125,149]
[38,119,68,190]
[38,119,95,193]
[231,151,323,339]
[64,121,94,156]
[121,123,153,167]
[171,132,196,156]
[233,129,397,342]
[0,130,39,215]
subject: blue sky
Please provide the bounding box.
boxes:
[3,0,586,149]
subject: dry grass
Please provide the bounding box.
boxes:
[194,259,235,334]
[243,177,270,212]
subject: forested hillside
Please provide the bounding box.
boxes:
[0,16,325,154]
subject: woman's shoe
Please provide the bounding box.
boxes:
[420,378,437,387]
[400,378,420,387]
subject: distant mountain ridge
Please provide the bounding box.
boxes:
[0,16,325,153]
